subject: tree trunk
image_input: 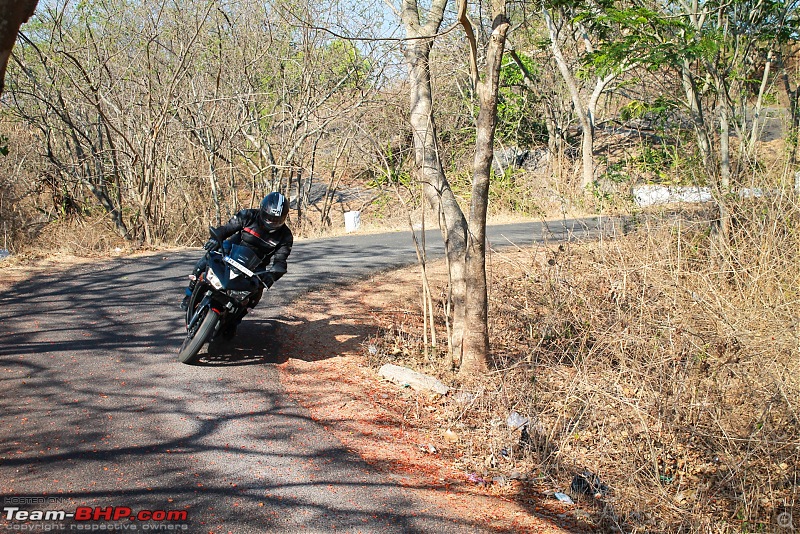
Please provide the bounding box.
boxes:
[681,63,715,174]
[0,0,38,94]
[402,0,469,368]
[719,103,731,190]
[543,7,596,189]
[580,124,595,188]
[748,50,773,157]
[779,56,799,163]
[462,5,509,374]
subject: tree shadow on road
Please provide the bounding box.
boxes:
[186,319,289,367]
[267,276,412,365]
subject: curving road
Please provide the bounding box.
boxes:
[0,218,610,533]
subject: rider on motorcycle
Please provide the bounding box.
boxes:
[181,192,293,334]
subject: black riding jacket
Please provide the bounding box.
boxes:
[215,208,293,282]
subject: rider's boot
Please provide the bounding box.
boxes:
[180,276,199,311]
[221,310,247,339]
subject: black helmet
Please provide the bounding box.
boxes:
[259,192,288,230]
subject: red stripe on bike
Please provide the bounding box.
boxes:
[244,227,261,239]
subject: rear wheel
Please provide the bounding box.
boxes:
[178,306,219,364]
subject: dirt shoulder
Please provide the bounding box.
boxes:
[274,264,597,533]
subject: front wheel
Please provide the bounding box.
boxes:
[178,306,219,364]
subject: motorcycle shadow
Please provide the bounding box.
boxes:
[185,319,288,367]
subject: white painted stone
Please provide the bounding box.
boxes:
[378,363,450,395]
[632,185,713,207]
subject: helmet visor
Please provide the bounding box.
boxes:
[261,212,284,229]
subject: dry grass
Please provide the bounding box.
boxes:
[366,192,800,532]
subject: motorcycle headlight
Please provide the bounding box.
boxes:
[206,270,223,290]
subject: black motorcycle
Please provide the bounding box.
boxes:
[178,241,269,364]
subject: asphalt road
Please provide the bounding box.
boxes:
[0,218,610,533]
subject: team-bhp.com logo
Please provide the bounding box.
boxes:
[3,504,189,531]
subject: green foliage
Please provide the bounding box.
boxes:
[576,5,697,77]
[0,136,8,157]
[587,179,614,207]
[322,39,372,89]
[627,140,707,186]
[496,93,548,147]
[619,96,680,130]
[636,145,678,181]
[499,52,538,87]
[365,191,396,221]
[367,143,412,189]
[496,52,548,146]
[600,161,629,184]
[487,167,543,216]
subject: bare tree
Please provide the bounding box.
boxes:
[398,0,470,368]
[462,0,510,373]
[395,0,510,372]
[541,3,637,190]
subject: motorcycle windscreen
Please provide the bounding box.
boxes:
[227,243,263,272]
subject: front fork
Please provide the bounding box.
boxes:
[184,282,206,327]
[186,283,241,336]
[186,291,214,333]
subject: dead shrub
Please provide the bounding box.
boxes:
[369,191,800,532]
[25,215,129,257]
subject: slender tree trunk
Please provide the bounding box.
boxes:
[719,103,731,190]
[543,7,595,189]
[508,50,562,176]
[779,56,799,163]
[402,1,469,368]
[208,157,221,225]
[748,50,773,156]
[462,3,509,374]
[580,125,595,188]
[296,167,303,224]
[681,63,714,173]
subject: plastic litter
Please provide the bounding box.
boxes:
[453,390,478,404]
[554,492,574,504]
[344,210,361,232]
[378,363,450,395]
[507,411,529,430]
[466,473,487,485]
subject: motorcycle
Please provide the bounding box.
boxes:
[178,238,270,364]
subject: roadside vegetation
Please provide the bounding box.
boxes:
[367,184,800,530]
[1,0,799,531]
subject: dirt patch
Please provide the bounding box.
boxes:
[275,270,598,533]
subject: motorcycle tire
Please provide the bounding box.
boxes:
[184,284,204,325]
[178,306,219,364]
